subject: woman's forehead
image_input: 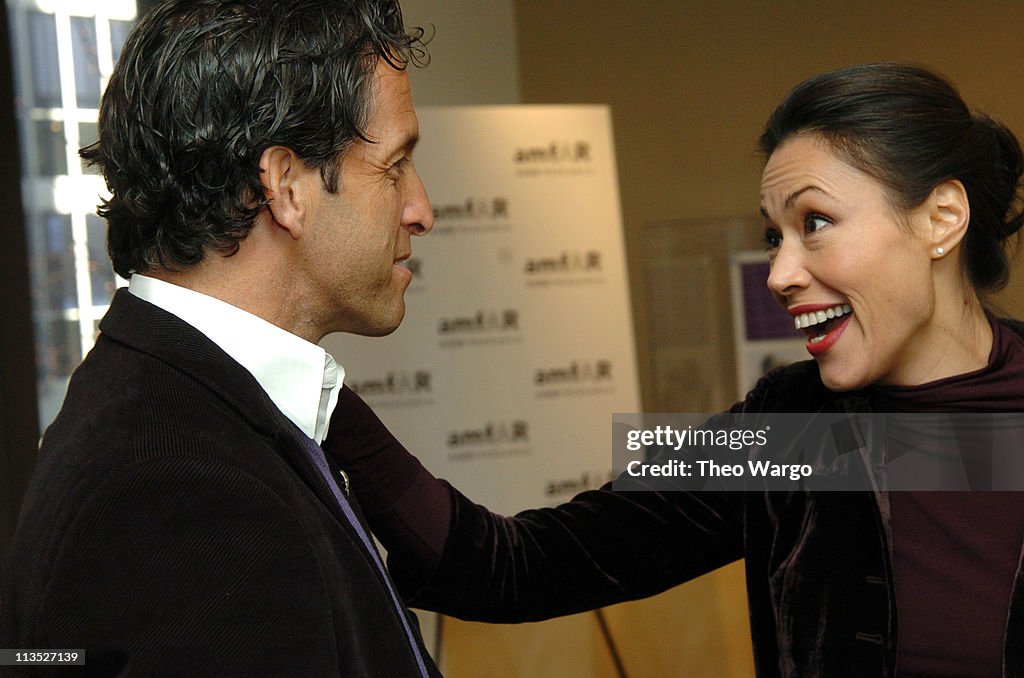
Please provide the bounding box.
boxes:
[760,135,869,208]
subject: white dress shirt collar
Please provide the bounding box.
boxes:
[128,274,343,444]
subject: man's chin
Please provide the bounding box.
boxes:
[363,322,401,338]
[351,306,406,338]
[322,295,408,338]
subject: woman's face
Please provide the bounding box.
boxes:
[760,134,942,391]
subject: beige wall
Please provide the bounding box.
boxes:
[400,0,520,105]
[404,2,1024,676]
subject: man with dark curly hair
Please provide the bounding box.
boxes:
[0,1,438,675]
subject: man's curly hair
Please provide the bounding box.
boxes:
[81,0,428,278]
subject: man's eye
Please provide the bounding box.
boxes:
[763,228,782,250]
[805,214,831,233]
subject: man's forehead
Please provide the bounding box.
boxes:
[365,62,418,147]
[372,62,413,108]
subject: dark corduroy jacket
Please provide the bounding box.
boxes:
[379,322,1024,677]
[0,289,439,677]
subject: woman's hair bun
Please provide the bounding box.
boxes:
[975,114,1024,239]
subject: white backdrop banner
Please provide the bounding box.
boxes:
[322,105,641,515]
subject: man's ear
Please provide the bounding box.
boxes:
[259,145,313,240]
[928,179,970,260]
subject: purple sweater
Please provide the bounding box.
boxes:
[874,317,1024,677]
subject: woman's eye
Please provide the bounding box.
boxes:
[763,228,782,250]
[804,214,831,233]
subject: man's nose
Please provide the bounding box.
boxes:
[403,166,433,236]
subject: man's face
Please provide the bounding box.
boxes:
[303,60,433,338]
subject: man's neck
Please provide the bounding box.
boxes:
[146,232,320,343]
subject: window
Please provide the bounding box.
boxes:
[7,0,138,428]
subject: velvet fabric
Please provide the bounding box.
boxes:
[876,317,1024,676]
[339,319,1024,678]
[0,289,440,677]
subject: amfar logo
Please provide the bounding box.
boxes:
[438,309,520,335]
[545,469,616,498]
[433,197,510,221]
[524,250,603,275]
[534,360,613,386]
[348,370,432,397]
[514,141,592,164]
[447,420,529,448]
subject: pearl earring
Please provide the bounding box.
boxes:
[936,247,945,255]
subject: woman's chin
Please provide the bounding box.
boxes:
[817,362,871,393]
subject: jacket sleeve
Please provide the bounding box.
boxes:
[395,480,745,623]
[38,455,340,676]
[326,387,746,623]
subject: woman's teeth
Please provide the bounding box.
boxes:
[793,304,852,331]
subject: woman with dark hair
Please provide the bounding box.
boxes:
[326,63,1024,676]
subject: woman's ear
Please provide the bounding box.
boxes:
[258,145,314,240]
[928,179,970,260]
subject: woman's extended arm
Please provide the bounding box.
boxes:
[323,386,744,622]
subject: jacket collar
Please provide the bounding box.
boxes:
[100,288,285,439]
[99,289,350,523]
